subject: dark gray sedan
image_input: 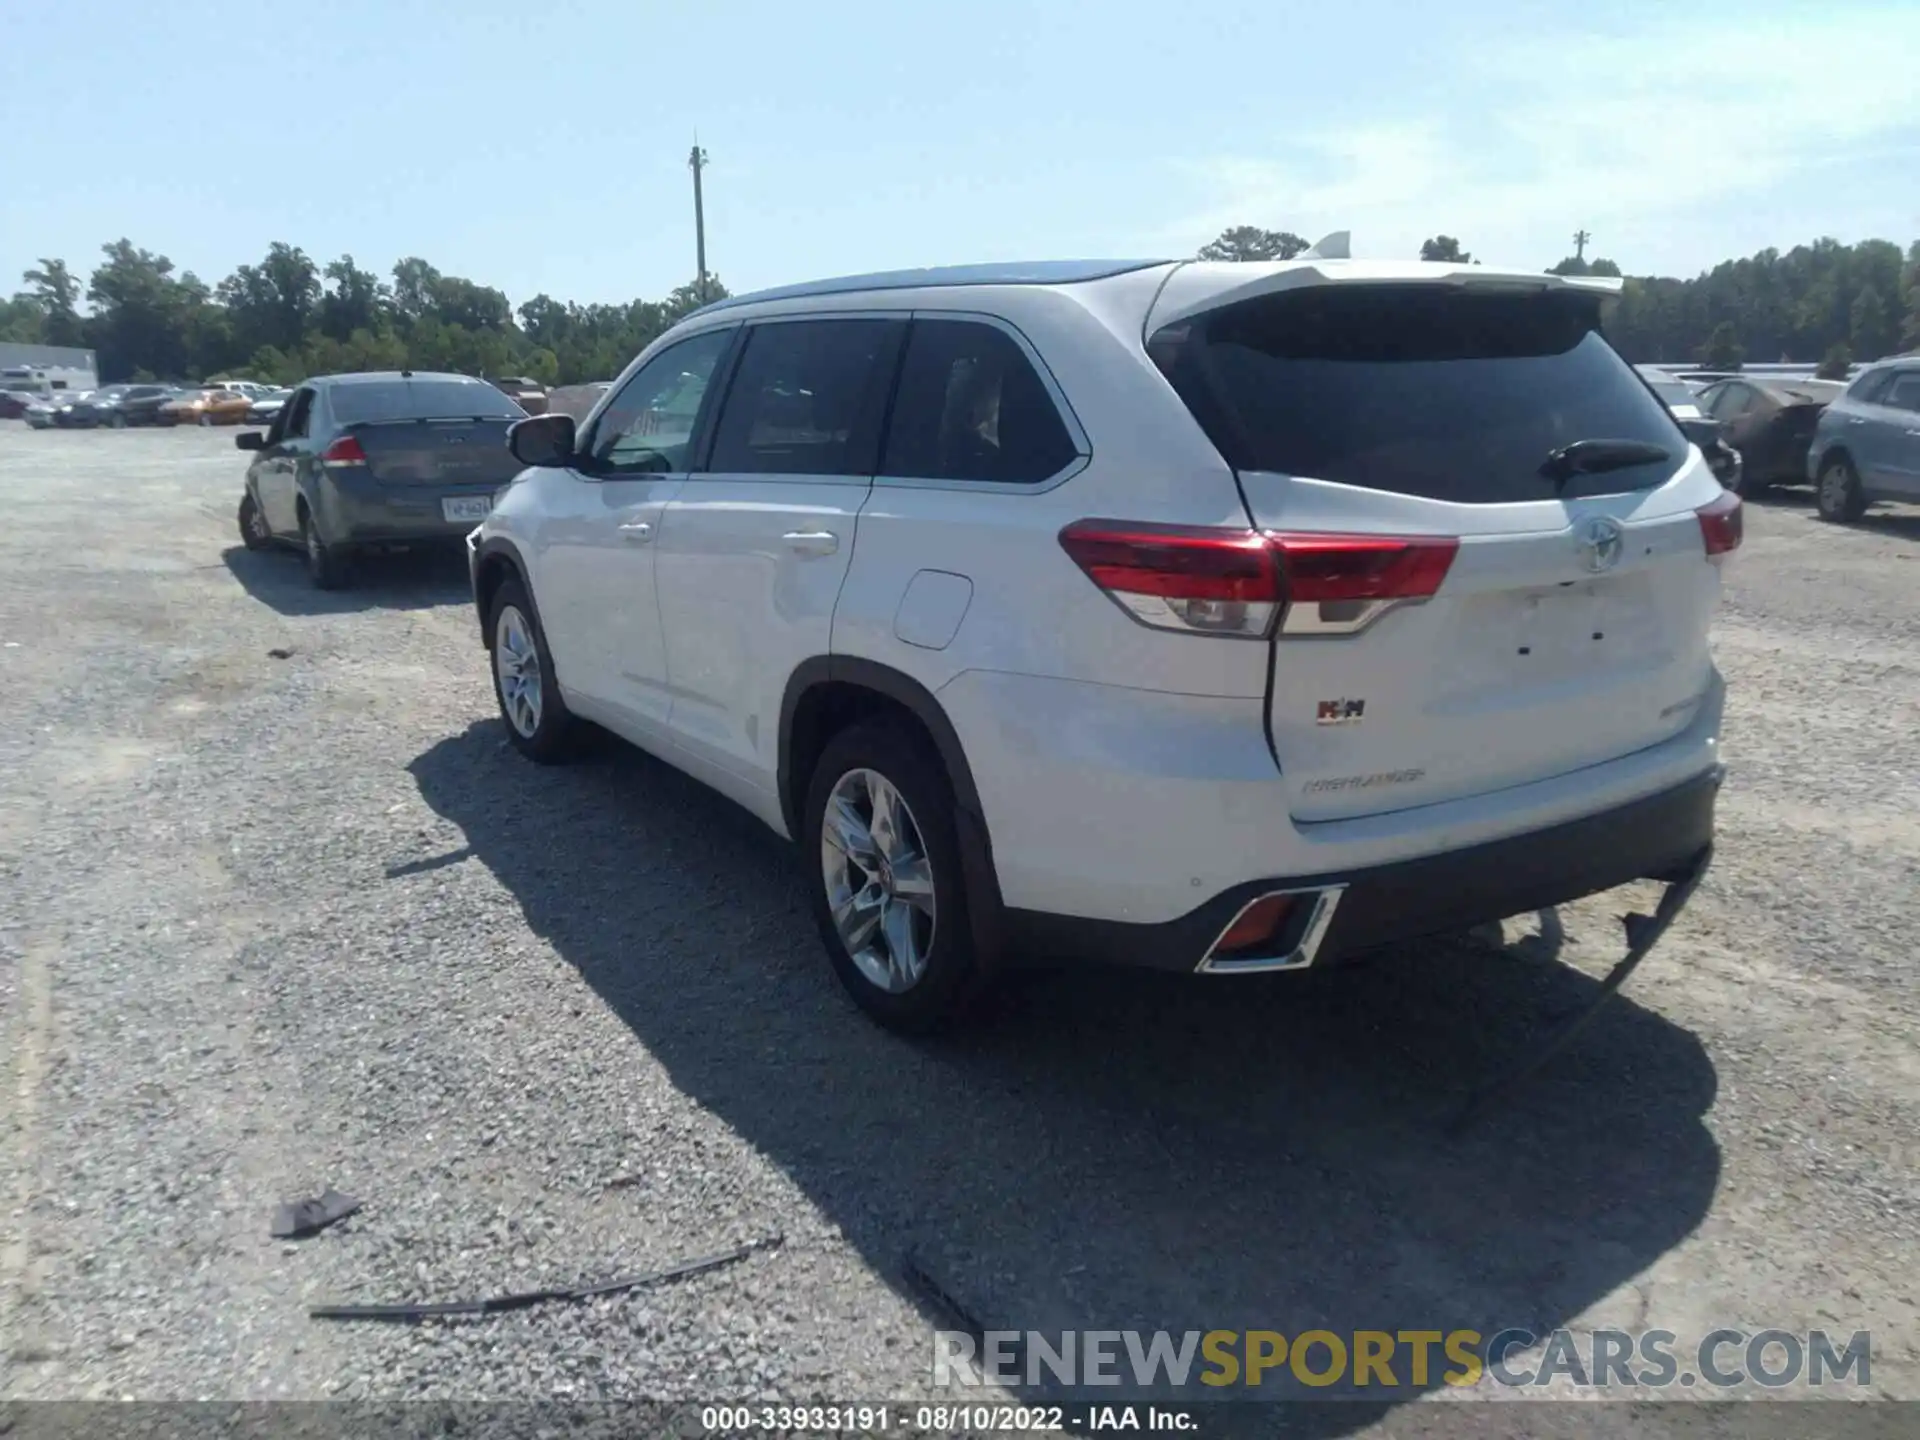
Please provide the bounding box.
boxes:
[235,371,527,589]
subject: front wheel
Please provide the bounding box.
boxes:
[488,577,580,762]
[803,723,987,1033]
[109,411,127,429]
[1816,456,1867,524]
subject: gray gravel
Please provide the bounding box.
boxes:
[1,426,1916,1427]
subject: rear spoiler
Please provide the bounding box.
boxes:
[1146,250,1624,336]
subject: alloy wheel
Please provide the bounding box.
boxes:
[820,768,937,993]
[494,605,544,738]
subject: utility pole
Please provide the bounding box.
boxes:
[689,142,709,303]
[1573,229,1591,263]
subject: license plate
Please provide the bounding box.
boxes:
[442,496,492,523]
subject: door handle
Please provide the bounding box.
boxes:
[618,520,653,543]
[783,530,839,556]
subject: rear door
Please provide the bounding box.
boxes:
[654,315,905,794]
[1148,280,1730,822]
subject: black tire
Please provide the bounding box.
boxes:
[1815,455,1867,524]
[487,577,581,762]
[299,506,350,589]
[237,490,271,551]
[802,721,988,1034]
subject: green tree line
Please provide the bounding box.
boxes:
[0,240,727,386]
[5,230,1918,386]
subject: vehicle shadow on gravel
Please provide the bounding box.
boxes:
[221,543,471,615]
[410,723,1721,1439]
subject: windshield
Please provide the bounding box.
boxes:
[1150,285,1686,503]
[329,378,526,425]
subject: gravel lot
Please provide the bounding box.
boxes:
[1,425,1916,1430]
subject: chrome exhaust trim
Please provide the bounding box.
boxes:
[1196,885,1347,974]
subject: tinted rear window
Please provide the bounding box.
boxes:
[328,379,525,425]
[1150,286,1685,503]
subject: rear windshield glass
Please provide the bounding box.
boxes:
[329,379,525,425]
[1150,286,1685,503]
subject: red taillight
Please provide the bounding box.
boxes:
[1265,532,1459,603]
[1058,521,1457,638]
[1695,489,1742,558]
[321,435,367,467]
[1058,520,1281,638]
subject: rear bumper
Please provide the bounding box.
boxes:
[315,471,498,545]
[1002,764,1722,973]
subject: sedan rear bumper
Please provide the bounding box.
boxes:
[315,471,497,545]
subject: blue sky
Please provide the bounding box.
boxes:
[4,0,1917,311]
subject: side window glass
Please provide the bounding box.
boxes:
[1715,384,1753,419]
[1885,372,1920,414]
[285,389,314,440]
[706,319,898,477]
[1848,369,1892,405]
[587,329,733,475]
[1695,383,1723,416]
[881,319,1079,484]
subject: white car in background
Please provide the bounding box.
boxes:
[1637,365,1706,420]
[470,248,1736,1032]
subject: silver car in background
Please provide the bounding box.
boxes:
[1807,359,1920,523]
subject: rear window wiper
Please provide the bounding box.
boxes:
[1538,438,1671,491]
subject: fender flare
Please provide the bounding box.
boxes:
[779,657,1005,964]
[778,657,985,830]
[470,534,539,646]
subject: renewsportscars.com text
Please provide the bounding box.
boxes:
[933,1327,1871,1392]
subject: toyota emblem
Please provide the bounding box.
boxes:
[1575,515,1625,573]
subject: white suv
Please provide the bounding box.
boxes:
[469,254,1737,1032]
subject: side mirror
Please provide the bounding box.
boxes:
[235,431,264,451]
[507,412,576,468]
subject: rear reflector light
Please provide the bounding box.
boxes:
[1212,893,1296,957]
[1059,521,1458,638]
[1695,490,1742,557]
[322,435,367,467]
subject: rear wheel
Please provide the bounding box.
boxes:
[237,491,271,551]
[299,507,349,589]
[109,411,127,429]
[1816,455,1866,524]
[803,722,986,1033]
[197,412,213,427]
[488,577,580,761]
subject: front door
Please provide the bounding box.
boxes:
[255,387,315,536]
[529,327,738,739]
[655,316,905,797]
[1876,368,1920,500]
